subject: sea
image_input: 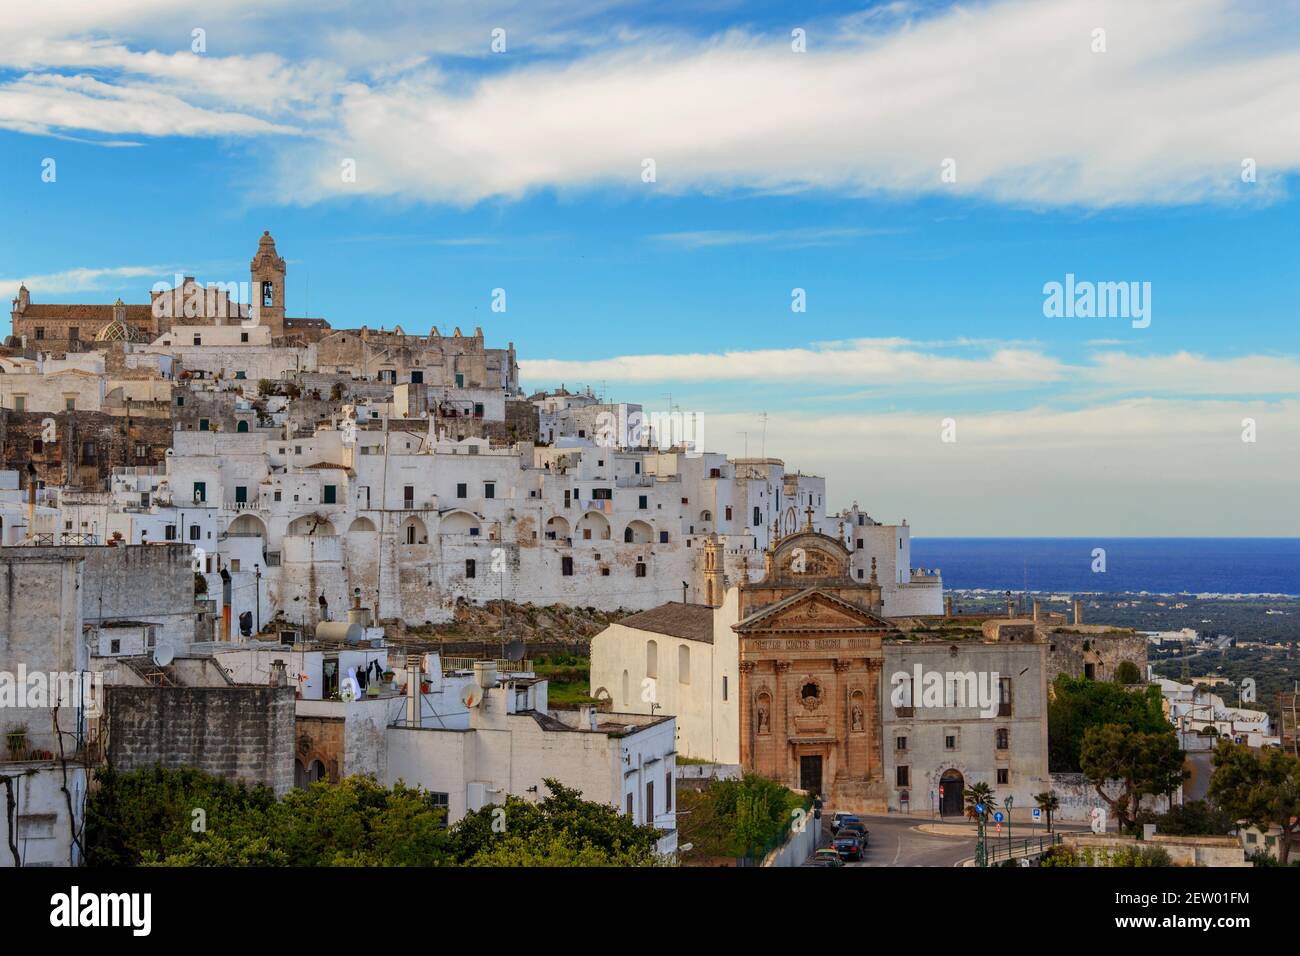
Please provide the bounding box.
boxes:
[908,538,1300,597]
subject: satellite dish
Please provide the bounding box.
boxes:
[460,684,481,708]
[152,639,174,667]
[505,637,525,663]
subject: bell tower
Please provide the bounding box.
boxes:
[250,230,286,336]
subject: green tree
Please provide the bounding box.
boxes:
[964,781,995,821]
[1114,660,1142,685]
[1048,675,1167,772]
[1079,723,1186,833]
[1208,740,1300,865]
[445,778,661,865]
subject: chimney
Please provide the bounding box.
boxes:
[25,465,37,542]
[1032,599,1041,623]
[269,660,287,687]
[943,594,954,617]
[405,654,422,727]
[1073,597,1083,626]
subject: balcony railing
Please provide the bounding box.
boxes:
[26,533,100,546]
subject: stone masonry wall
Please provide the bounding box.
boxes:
[105,685,295,795]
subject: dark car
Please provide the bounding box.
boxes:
[839,821,869,845]
[833,833,863,861]
[830,812,861,835]
[809,848,845,867]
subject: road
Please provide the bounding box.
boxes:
[817,813,976,867]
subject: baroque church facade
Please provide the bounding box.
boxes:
[734,517,893,809]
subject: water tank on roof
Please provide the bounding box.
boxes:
[316,621,364,644]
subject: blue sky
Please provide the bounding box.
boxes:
[1,0,1297,535]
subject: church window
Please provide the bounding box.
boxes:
[896,766,910,787]
[646,640,658,679]
[34,328,44,340]
[801,682,820,704]
[262,281,274,307]
[753,506,761,526]
[678,645,690,684]
[996,769,1010,785]
[996,728,1009,750]
[896,735,908,751]
[561,556,573,576]
[722,675,728,701]
[465,559,476,579]
[635,562,647,578]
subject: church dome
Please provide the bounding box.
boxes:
[94,317,146,342]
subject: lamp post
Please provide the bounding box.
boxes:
[254,563,261,635]
[1004,795,1014,858]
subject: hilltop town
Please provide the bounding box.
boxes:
[0,235,1292,869]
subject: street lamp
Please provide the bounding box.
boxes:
[254,563,261,635]
[1005,795,1014,858]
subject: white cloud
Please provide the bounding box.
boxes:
[522,339,1300,395]
[523,339,1066,388]
[703,399,1300,535]
[0,265,167,300]
[277,0,1300,207]
[3,0,1296,207]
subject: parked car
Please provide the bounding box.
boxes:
[839,821,869,845]
[831,812,861,835]
[833,833,863,861]
[810,847,845,867]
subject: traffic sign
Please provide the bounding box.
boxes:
[993,810,1004,823]
[1032,808,1042,821]
[975,802,985,814]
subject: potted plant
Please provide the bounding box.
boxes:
[5,724,28,759]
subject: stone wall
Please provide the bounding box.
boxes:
[0,409,173,490]
[1046,628,1148,682]
[1063,832,1246,866]
[1049,771,1176,823]
[105,685,296,795]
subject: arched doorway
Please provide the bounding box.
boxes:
[939,769,964,816]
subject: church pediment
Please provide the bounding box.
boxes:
[734,588,891,634]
